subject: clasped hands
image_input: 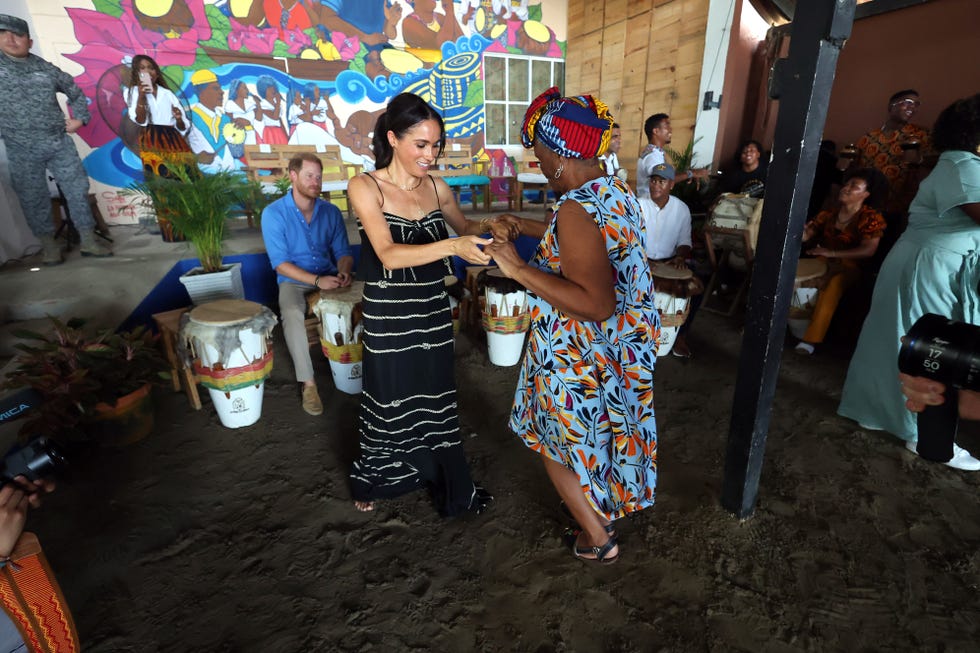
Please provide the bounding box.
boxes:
[453,215,523,267]
[315,272,352,290]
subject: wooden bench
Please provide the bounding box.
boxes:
[246,144,359,219]
[242,144,287,182]
[430,141,492,212]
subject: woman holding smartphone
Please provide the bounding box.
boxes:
[126,55,195,178]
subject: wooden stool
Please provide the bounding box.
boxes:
[304,290,323,348]
[151,307,202,410]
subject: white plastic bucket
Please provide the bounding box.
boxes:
[196,326,266,428]
[654,291,690,357]
[486,331,526,366]
[788,287,819,340]
[329,360,362,395]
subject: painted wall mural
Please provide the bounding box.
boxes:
[61,0,565,209]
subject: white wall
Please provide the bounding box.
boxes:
[692,0,737,170]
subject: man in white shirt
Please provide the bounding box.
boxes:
[600,123,626,181]
[636,113,708,199]
[640,163,698,358]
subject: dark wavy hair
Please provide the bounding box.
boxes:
[845,167,888,212]
[932,93,980,154]
[371,93,445,169]
[129,55,169,91]
[644,113,668,140]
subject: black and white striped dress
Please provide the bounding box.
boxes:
[350,198,479,516]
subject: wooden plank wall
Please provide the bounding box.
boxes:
[566,0,710,181]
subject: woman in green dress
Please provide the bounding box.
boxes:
[838,94,980,470]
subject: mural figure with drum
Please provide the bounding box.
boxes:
[261,152,355,415]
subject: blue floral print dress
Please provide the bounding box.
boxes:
[509,176,660,521]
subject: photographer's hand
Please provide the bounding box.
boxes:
[899,373,980,421]
[898,373,945,413]
[0,481,31,558]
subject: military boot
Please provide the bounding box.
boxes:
[39,235,64,266]
[79,231,113,258]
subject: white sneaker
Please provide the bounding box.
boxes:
[794,342,815,355]
[905,440,980,471]
[946,445,980,471]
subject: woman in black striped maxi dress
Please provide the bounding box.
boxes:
[346,93,526,515]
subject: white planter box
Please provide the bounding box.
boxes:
[179,262,245,305]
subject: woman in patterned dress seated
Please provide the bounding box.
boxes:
[345,92,521,515]
[487,88,660,564]
[794,168,887,355]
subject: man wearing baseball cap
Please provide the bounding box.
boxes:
[0,14,112,264]
[639,162,700,358]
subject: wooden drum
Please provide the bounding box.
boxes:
[480,269,530,367]
[180,299,277,428]
[309,281,365,395]
[787,258,827,340]
[651,262,700,357]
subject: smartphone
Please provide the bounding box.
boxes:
[139,71,151,87]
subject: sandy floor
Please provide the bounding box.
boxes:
[17,307,980,652]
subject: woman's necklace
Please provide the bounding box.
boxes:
[386,170,426,218]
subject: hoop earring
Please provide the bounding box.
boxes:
[554,161,564,180]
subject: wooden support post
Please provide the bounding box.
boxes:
[721,0,856,519]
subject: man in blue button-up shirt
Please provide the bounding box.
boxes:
[261,153,353,415]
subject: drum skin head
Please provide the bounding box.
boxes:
[190,299,263,326]
[796,258,827,282]
[650,262,693,280]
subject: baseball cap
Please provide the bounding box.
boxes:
[650,163,675,181]
[0,14,29,37]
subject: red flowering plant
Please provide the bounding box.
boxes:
[1,317,168,442]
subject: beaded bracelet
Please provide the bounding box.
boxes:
[0,556,20,571]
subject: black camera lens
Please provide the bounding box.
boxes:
[0,437,68,485]
[898,313,980,391]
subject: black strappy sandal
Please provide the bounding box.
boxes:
[563,529,619,565]
[470,484,494,514]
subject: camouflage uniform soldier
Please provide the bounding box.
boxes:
[0,14,111,265]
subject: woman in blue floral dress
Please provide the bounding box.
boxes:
[488,88,659,564]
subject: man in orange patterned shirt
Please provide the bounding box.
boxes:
[850,89,930,215]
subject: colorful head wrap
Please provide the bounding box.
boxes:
[521,87,614,159]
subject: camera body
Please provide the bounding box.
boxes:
[898,313,980,461]
[0,438,67,486]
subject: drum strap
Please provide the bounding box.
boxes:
[0,533,79,653]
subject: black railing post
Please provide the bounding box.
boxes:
[721,0,857,519]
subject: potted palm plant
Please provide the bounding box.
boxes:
[129,167,253,304]
[2,317,170,447]
[666,136,716,217]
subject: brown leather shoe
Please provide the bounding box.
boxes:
[302,384,323,416]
